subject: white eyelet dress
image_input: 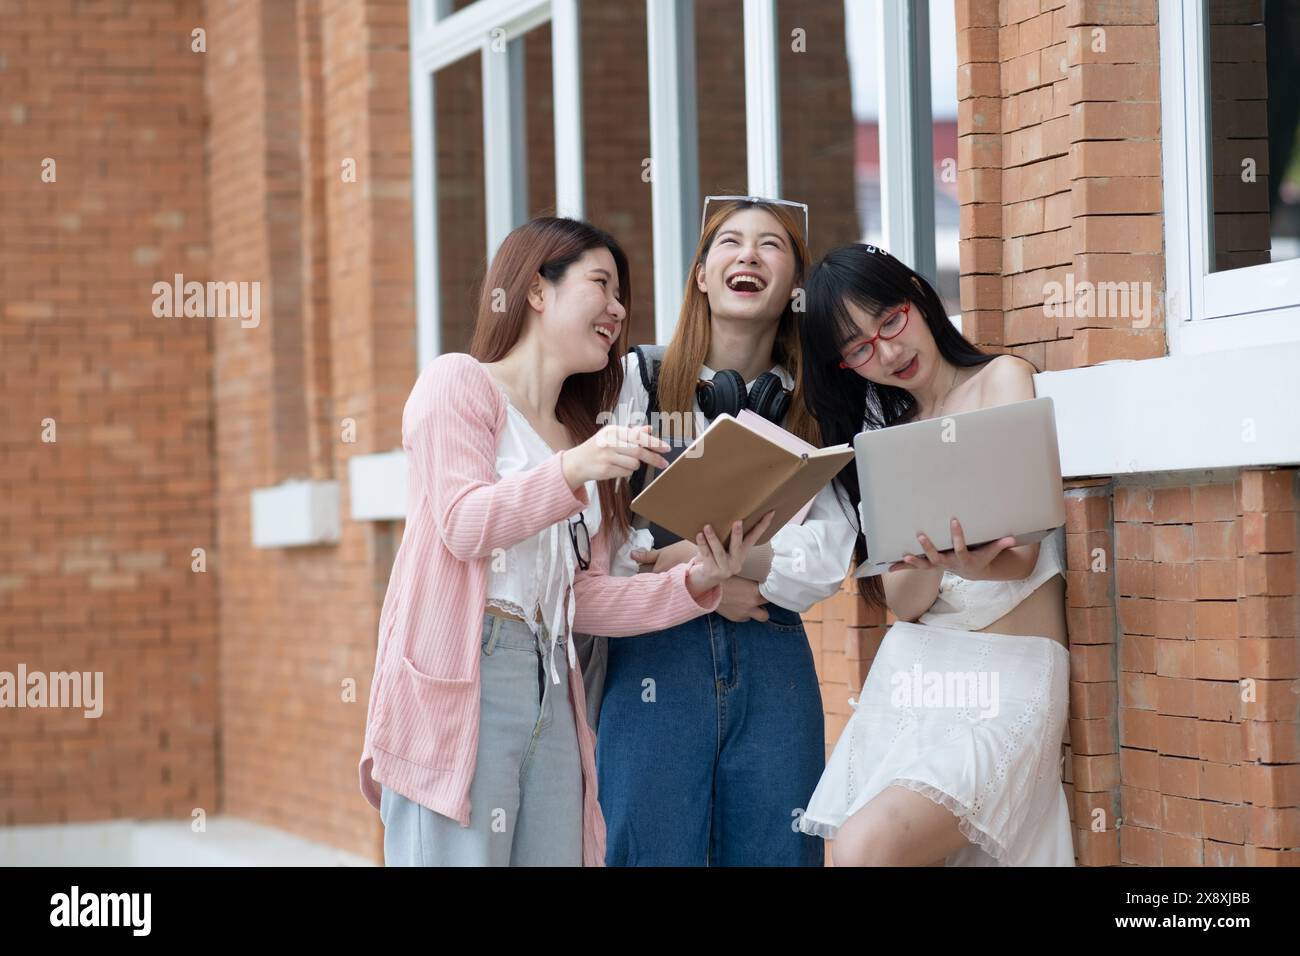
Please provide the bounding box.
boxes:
[797,528,1074,866]
[484,385,601,686]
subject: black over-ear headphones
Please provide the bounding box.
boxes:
[696,368,791,424]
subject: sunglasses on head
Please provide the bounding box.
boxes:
[701,195,809,245]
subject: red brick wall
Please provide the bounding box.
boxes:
[7,0,1293,868]
[1112,471,1300,865]
[1056,469,1300,866]
[955,0,1166,369]
[917,0,1300,865]
[203,0,413,856]
[0,0,218,824]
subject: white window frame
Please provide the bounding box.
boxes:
[875,0,937,285]
[646,0,700,344]
[1159,0,1300,356]
[408,0,583,371]
[871,0,959,331]
[743,0,781,199]
[408,0,940,351]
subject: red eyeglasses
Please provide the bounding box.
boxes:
[838,303,911,369]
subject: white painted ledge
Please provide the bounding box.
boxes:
[1035,341,1300,479]
[0,818,374,867]
[348,451,407,521]
[250,480,340,548]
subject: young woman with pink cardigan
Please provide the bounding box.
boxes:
[358,217,772,867]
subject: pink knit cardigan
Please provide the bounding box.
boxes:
[358,352,723,866]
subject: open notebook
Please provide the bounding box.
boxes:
[630,409,854,547]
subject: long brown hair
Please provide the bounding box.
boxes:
[656,199,821,446]
[468,216,632,539]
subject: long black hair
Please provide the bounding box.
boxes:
[800,243,999,608]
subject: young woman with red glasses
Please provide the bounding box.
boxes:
[793,243,1073,867]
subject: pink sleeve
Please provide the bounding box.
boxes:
[572,525,722,637]
[409,354,590,561]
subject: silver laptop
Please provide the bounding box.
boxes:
[852,396,1066,578]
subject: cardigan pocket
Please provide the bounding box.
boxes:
[371,656,476,772]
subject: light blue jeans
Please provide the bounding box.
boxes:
[379,612,583,866]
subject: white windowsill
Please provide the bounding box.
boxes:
[1034,341,1300,478]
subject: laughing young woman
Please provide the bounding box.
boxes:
[793,244,1073,867]
[596,198,858,867]
[357,217,772,867]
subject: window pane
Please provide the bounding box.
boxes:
[696,0,747,203]
[1205,0,1300,272]
[523,23,557,218]
[841,0,959,315]
[581,1,655,344]
[436,49,485,354]
[776,0,861,255]
[844,0,882,247]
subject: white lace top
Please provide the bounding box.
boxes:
[484,380,601,685]
[916,526,1065,631]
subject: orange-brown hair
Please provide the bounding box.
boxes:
[468,216,632,538]
[656,199,821,446]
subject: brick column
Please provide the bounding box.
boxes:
[1063,481,1120,864]
[1111,470,1300,866]
[957,0,1005,349]
[958,0,1168,368]
[1238,469,1300,864]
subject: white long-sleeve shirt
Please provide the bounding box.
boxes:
[612,350,858,612]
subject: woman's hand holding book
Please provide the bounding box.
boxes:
[685,511,776,598]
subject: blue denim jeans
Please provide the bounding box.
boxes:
[596,603,826,866]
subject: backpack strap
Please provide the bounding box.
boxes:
[630,343,667,418]
[627,344,684,548]
[628,345,666,501]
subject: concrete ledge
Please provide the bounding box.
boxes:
[250,480,340,548]
[1034,341,1300,478]
[0,818,374,867]
[348,451,407,521]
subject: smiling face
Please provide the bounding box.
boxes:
[838,297,940,390]
[529,246,626,373]
[695,207,798,323]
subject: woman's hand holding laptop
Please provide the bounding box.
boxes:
[887,517,1018,581]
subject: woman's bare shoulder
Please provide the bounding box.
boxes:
[973,353,1036,406]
